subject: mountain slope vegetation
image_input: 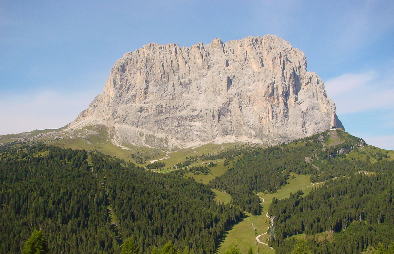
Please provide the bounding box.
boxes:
[0,144,242,253]
[0,129,393,254]
[269,170,394,253]
[200,130,393,253]
[208,130,366,214]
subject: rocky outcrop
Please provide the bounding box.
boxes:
[67,35,343,149]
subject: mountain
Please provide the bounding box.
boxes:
[2,34,393,254]
[67,35,343,149]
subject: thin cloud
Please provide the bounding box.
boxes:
[326,71,375,97]
[0,90,97,135]
[326,69,394,114]
[251,0,301,36]
[322,0,394,55]
[326,66,394,150]
[364,135,394,150]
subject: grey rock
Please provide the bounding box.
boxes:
[67,35,343,149]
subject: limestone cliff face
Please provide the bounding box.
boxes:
[68,35,343,149]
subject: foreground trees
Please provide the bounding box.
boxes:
[121,238,139,254]
[0,144,242,253]
[22,230,48,254]
[269,172,394,254]
[2,130,393,253]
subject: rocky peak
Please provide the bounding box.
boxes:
[68,35,343,149]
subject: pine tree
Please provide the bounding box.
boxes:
[151,241,178,254]
[224,245,241,254]
[22,230,49,254]
[121,237,139,254]
[291,240,312,254]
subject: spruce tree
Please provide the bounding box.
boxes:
[22,230,49,254]
[121,237,139,254]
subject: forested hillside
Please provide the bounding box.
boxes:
[206,130,394,253]
[269,170,394,254]
[209,131,367,215]
[0,144,242,253]
[1,130,393,254]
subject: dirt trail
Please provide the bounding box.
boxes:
[149,151,170,163]
[255,198,274,250]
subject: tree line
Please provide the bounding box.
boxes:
[269,170,394,253]
[0,144,242,253]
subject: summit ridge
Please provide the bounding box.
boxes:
[68,35,343,149]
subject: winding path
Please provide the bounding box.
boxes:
[255,232,269,246]
[255,197,274,250]
[149,151,170,164]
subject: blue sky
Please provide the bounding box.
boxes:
[0,0,393,149]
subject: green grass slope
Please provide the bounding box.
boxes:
[218,174,314,254]
[1,127,393,253]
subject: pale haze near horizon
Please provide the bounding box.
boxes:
[0,0,393,149]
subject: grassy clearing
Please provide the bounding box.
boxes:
[53,136,137,162]
[212,189,232,205]
[107,205,119,226]
[49,126,163,164]
[218,211,270,254]
[346,145,394,163]
[160,143,237,168]
[32,150,50,158]
[260,174,314,202]
[388,150,394,160]
[0,129,55,144]
[288,231,334,243]
[0,135,19,144]
[218,174,314,254]
[167,158,232,204]
[185,159,228,184]
[326,130,344,147]
[0,125,164,165]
